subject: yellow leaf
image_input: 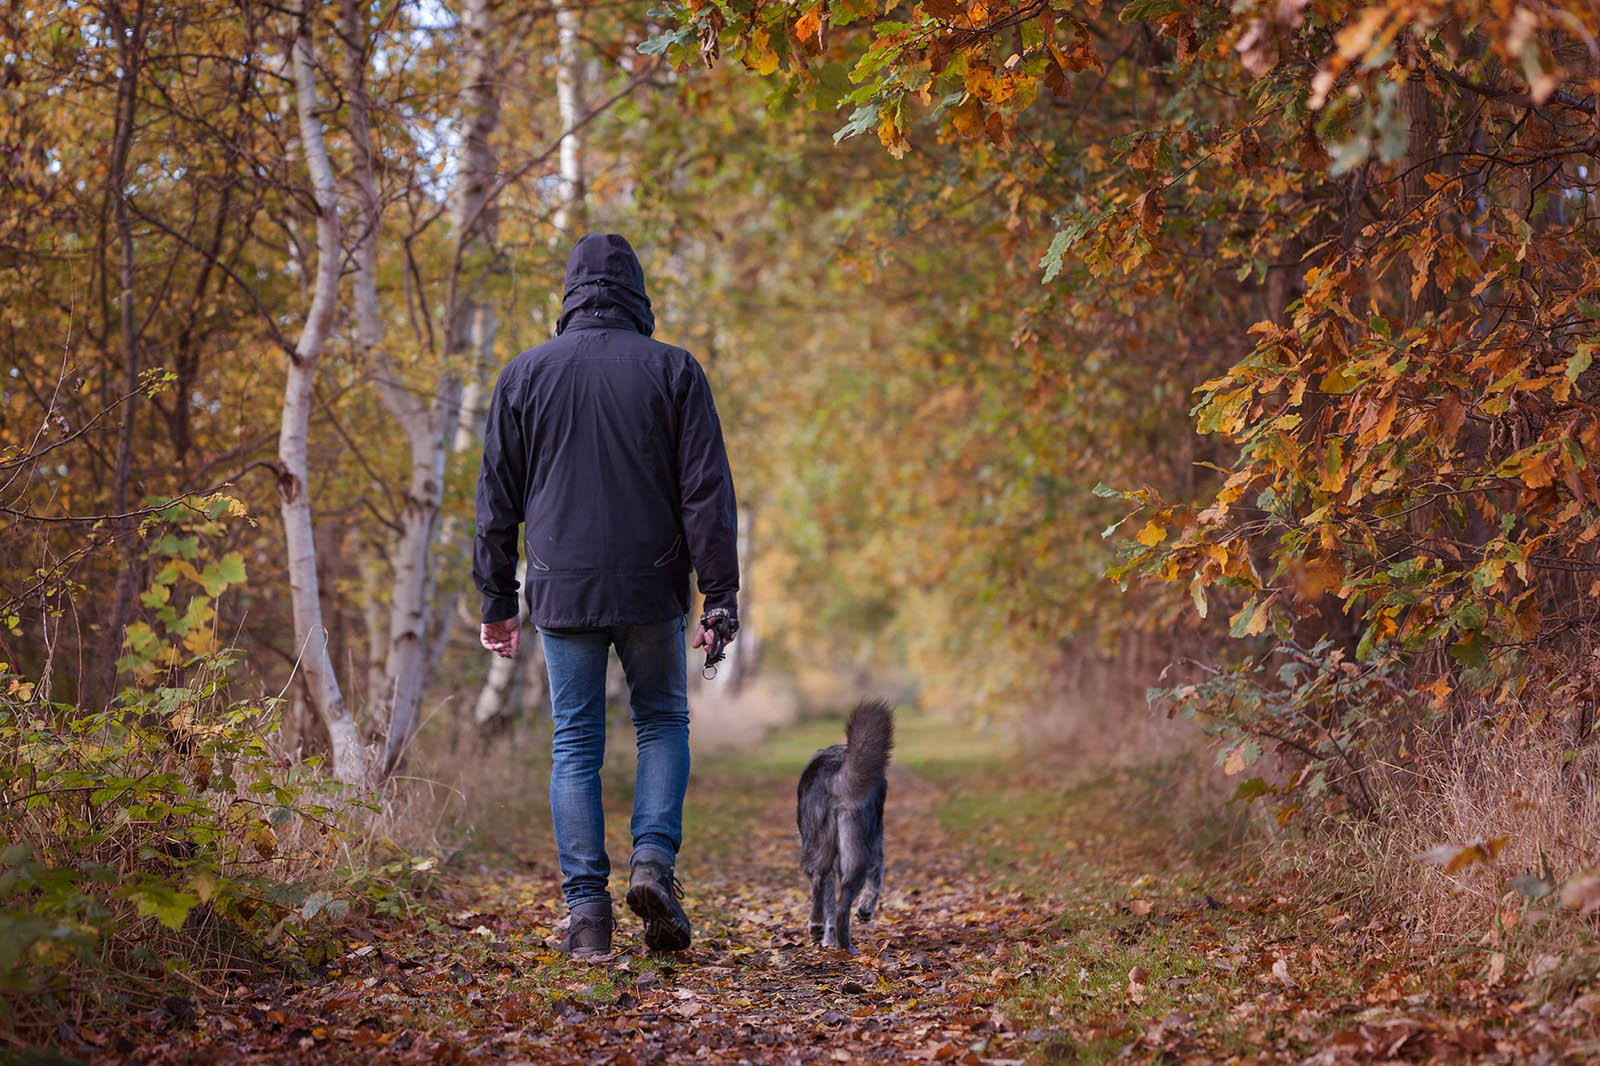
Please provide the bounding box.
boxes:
[964,60,1015,103]
[949,96,983,139]
[1373,608,1398,641]
[1519,452,1555,489]
[248,823,279,860]
[182,627,219,656]
[877,117,909,159]
[746,29,779,75]
[1136,517,1167,547]
[1418,837,1507,873]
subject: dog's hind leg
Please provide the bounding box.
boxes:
[855,842,884,923]
[831,816,871,953]
[812,867,835,946]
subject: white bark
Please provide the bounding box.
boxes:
[448,0,504,450]
[379,0,499,773]
[279,6,364,785]
[553,0,587,237]
[338,0,463,777]
[452,308,497,453]
[360,554,388,705]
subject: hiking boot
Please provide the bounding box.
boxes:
[626,859,691,952]
[559,899,615,958]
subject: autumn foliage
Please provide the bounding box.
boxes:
[642,0,1600,826]
[6,0,1600,1049]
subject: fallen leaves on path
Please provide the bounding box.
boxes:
[73,769,1044,1065]
[50,759,1600,1065]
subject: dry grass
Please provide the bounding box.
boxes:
[1276,712,1600,991]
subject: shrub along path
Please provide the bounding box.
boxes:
[79,716,1598,1065]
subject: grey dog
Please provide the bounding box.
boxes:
[795,700,894,952]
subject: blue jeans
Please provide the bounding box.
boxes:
[539,617,689,908]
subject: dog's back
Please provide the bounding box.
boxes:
[796,700,893,951]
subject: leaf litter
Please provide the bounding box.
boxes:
[53,754,1600,1065]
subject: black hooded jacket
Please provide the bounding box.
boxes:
[472,234,739,628]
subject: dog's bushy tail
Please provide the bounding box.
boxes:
[840,700,894,800]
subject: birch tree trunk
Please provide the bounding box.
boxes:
[470,0,588,733]
[553,0,587,237]
[278,5,364,784]
[379,0,500,775]
[445,0,503,450]
[340,0,455,777]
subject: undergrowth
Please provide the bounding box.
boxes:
[0,497,440,1045]
[0,653,446,1044]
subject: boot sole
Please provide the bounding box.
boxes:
[626,882,691,952]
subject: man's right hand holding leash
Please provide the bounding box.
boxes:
[693,607,739,677]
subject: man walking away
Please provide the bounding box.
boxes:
[473,233,740,956]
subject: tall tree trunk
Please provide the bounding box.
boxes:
[341,0,456,776]
[98,0,146,707]
[278,3,364,784]
[380,0,500,775]
[471,0,587,733]
[553,0,587,237]
[447,0,505,451]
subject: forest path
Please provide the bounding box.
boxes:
[111,715,1597,1065]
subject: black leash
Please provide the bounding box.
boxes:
[699,608,739,680]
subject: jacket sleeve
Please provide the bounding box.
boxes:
[473,367,526,624]
[677,356,740,614]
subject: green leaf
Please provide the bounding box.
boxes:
[834,103,880,144]
[1228,596,1261,638]
[637,27,688,56]
[1449,630,1488,668]
[1327,134,1370,177]
[1229,777,1273,804]
[300,890,335,921]
[1039,212,1108,283]
[1118,0,1182,22]
[1575,297,1600,321]
[1566,346,1593,381]
[132,885,199,931]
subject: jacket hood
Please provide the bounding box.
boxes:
[556,233,655,336]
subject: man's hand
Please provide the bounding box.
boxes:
[692,621,738,651]
[692,607,738,663]
[480,617,520,659]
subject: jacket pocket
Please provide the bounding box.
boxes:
[651,535,683,568]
